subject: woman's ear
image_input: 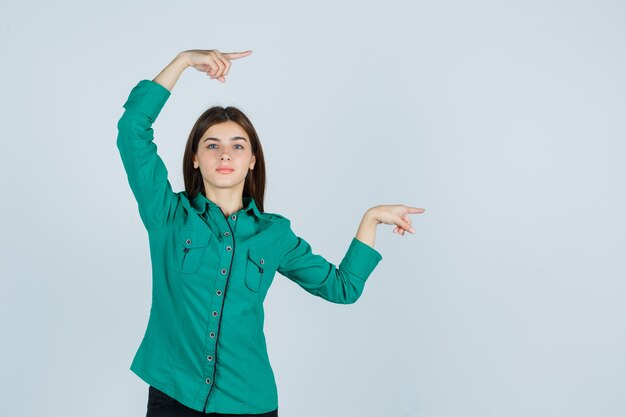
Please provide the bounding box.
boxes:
[249,154,256,171]
[193,155,199,169]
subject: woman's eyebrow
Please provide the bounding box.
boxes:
[203,136,248,142]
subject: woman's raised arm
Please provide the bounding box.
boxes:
[276,205,425,304]
[116,49,252,231]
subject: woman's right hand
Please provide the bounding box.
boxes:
[181,49,253,83]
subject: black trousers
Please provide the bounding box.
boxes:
[146,386,279,417]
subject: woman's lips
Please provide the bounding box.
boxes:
[216,168,234,174]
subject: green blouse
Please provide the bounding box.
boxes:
[116,79,383,414]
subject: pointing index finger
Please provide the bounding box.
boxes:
[223,50,253,60]
[407,207,426,213]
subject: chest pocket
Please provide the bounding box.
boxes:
[245,246,279,292]
[177,227,212,273]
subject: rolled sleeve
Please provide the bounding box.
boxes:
[122,79,171,121]
[338,237,383,282]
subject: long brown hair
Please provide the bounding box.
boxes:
[182,106,266,212]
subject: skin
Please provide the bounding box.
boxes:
[193,120,256,217]
[152,49,425,250]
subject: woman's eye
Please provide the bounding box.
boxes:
[207,144,243,149]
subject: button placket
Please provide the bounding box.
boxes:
[206,222,235,393]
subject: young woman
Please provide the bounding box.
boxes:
[117,49,425,417]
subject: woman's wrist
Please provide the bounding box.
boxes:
[355,211,378,249]
[153,54,189,92]
[364,207,381,225]
[176,51,191,68]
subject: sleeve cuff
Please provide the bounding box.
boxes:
[338,237,383,281]
[122,79,171,121]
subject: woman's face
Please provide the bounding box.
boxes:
[193,120,256,192]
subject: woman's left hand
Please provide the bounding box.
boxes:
[367,204,426,236]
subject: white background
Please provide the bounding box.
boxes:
[1,1,625,416]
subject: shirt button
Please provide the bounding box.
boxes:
[226,246,232,251]
[231,215,237,220]
[209,332,216,338]
[185,239,192,245]
[207,355,213,361]
[212,311,218,317]
[206,378,212,384]
[216,290,222,296]
[224,231,230,237]
[260,258,265,265]
[221,268,227,275]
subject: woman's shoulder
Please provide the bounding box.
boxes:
[259,210,291,224]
